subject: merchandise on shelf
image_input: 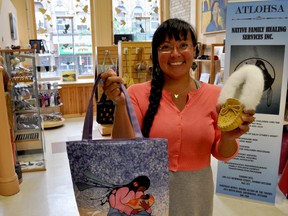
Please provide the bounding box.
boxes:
[38,81,65,128]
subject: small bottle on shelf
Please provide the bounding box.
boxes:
[50,92,55,107]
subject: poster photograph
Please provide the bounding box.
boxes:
[216,0,288,204]
[230,45,284,115]
[201,0,228,34]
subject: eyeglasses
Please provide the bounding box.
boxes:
[158,42,194,53]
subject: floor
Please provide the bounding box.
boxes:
[0,117,287,216]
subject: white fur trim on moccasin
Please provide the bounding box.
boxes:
[217,64,264,131]
[218,64,264,110]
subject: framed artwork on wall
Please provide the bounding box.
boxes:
[9,12,18,40]
[201,0,227,34]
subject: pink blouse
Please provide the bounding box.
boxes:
[128,81,239,172]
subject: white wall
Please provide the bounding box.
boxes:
[0,0,19,49]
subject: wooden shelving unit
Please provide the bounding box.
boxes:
[194,43,224,85]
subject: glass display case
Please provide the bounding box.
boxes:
[0,49,46,172]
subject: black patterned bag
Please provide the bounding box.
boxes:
[96,50,116,125]
[96,93,115,124]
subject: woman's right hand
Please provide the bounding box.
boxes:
[101,70,135,138]
[101,69,126,105]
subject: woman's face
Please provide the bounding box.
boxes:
[137,186,147,192]
[157,33,194,80]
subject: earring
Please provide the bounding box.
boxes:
[192,62,197,71]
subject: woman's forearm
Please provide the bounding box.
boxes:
[217,136,238,158]
[112,103,135,138]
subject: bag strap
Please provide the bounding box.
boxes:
[96,50,115,103]
[82,73,143,140]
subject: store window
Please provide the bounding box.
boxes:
[34,0,93,80]
[112,0,160,43]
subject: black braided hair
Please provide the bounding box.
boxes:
[142,18,197,137]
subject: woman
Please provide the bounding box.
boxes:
[108,176,152,216]
[101,18,255,215]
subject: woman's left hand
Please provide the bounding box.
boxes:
[228,109,255,139]
[216,105,256,158]
[217,104,256,140]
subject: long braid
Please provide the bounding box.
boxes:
[142,68,164,137]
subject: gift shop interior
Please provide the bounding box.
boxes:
[0,0,288,215]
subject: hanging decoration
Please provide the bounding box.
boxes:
[75,0,89,28]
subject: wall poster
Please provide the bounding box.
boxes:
[216,0,288,203]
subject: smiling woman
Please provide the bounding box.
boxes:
[100,18,256,216]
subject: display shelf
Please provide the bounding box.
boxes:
[0,49,46,172]
[15,131,42,151]
[35,53,57,81]
[38,82,65,128]
[40,103,63,111]
[18,153,46,172]
[43,118,65,128]
[14,112,40,132]
[14,108,38,114]
[194,43,224,85]
[41,111,64,128]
